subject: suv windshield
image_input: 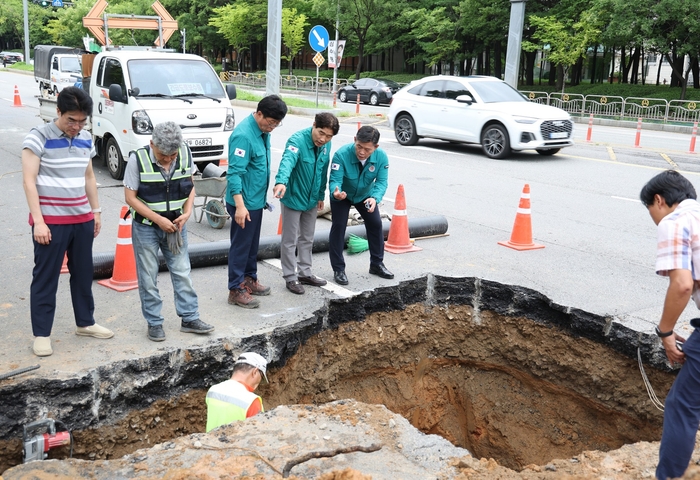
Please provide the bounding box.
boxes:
[469,80,527,103]
[127,58,225,98]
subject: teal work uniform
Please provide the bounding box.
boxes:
[329,143,389,204]
[275,127,331,211]
[225,113,270,210]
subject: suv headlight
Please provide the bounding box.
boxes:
[224,108,235,131]
[132,110,153,134]
[513,116,537,124]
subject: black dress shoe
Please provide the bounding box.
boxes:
[333,270,349,285]
[369,263,394,279]
[286,280,305,295]
[298,275,327,287]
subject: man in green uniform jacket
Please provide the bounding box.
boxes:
[328,125,393,285]
[226,95,288,308]
[273,113,340,294]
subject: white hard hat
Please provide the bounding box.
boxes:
[235,352,268,383]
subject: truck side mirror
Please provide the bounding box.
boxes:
[108,84,127,104]
[226,84,237,100]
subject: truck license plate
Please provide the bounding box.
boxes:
[186,138,212,147]
[550,132,568,139]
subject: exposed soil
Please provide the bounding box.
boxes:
[0,303,677,476]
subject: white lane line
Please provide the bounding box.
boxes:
[262,258,358,298]
[611,196,640,202]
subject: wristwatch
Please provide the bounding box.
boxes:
[655,326,674,338]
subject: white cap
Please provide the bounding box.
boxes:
[235,352,268,383]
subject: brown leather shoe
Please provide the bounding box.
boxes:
[286,280,305,295]
[228,287,260,308]
[298,275,327,287]
[243,276,271,296]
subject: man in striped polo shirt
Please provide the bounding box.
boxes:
[22,86,114,357]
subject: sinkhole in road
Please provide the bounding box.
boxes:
[0,277,675,473]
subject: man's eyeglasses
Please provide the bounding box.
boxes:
[264,117,282,129]
[66,118,88,127]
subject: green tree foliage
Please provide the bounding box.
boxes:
[209,2,266,70]
[281,7,308,74]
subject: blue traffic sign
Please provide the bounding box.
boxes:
[52,0,63,6]
[308,25,329,53]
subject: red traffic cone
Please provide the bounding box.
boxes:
[60,253,69,274]
[385,184,422,254]
[498,184,544,251]
[12,85,23,107]
[219,157,228,169]
[98,206,139,291]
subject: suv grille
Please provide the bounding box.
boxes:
[540,120,573,140]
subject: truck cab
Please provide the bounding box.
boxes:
[89,49,236,179]
[34,45,83,95]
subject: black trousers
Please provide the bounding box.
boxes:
[31,221,96,337]
[329,199,384,272]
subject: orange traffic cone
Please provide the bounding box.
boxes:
[385,184,422,254]
[60,253,69,274]
[98,206,139,291]
[498,184,544,251]
[219,157,228,169]
[12,85,22,107]
[277,214,283,235]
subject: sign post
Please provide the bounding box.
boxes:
[308,25,329,107]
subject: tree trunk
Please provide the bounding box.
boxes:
[484,45,491,76]
[656,54,663,85]
[692,56,700,89]
[524,51,536,85]
[555,64,564,90]
[589,45,597,84]
[476,50,483,75]
[493,41,502,79]
[548,60,556,86]
[620,47,627,83]
[630,46,640,84]
[609,46,616,82]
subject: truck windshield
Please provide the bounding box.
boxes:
[61,56,82,74]
[127,59,225,98]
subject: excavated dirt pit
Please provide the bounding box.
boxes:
[0,276,676,474]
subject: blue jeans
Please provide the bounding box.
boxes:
[132,221,199,326]
[657,320,700,479]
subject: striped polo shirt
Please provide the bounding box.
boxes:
[22,120,96,225]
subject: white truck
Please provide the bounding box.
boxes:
[34,45,84,96]
[38,47,237,179]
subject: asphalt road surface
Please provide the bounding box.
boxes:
[1,68,699,376]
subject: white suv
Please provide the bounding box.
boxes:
[388,75,574,159]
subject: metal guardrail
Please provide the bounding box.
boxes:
[219,71,699,125]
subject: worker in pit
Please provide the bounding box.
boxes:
[640,169,700,480]
[205,352,268,432]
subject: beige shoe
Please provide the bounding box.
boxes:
[76,324,114,339]
[33,337,52,357]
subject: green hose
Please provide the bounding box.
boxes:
[346,234,369,254]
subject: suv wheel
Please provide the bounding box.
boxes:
[395,114,418,146]
[481,124,510,159]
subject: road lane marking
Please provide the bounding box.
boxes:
[389,154,432,164]
[262,258,358,298]
[607,146,616,161]
[563,154,700,176]
[660,152,678,170]
[611,196,640,203]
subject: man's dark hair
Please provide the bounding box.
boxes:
[257,95,287,121]
[57,86,93,116]
[315,112,340,135]
[356,125,380,144]
[640,170,697,207]
[232,362,256,375]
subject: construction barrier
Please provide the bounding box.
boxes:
[97,206,139,291]
[498,184,544,251]
[586,113,593,142]
[356,94,360,114]
[634,117,642,148]
[385,184,421,254]
[690,121,698,155]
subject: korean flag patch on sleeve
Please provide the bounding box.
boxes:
[234,148,246,157]
[287,145,299,153]
[331,163,340,170]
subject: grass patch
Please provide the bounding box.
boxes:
[7,62,33,72]
[235,89,332,109]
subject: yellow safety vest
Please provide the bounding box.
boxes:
[205,379,263,432]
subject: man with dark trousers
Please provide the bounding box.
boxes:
[328,125,393,285]
[21,86,113,357]
[226,95,288,308]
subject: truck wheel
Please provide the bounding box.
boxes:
[105,137,126,180]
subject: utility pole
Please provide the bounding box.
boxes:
[331,2,339,94]
[180,29,186,54]
[504,0,528,88]
[23,0,30,65]
[266,0,282,96]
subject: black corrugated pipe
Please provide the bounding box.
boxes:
[93,215,448,279]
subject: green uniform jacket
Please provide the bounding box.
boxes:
[225,114,271,210]
[274,127,332,212]
[329,143,389,204]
